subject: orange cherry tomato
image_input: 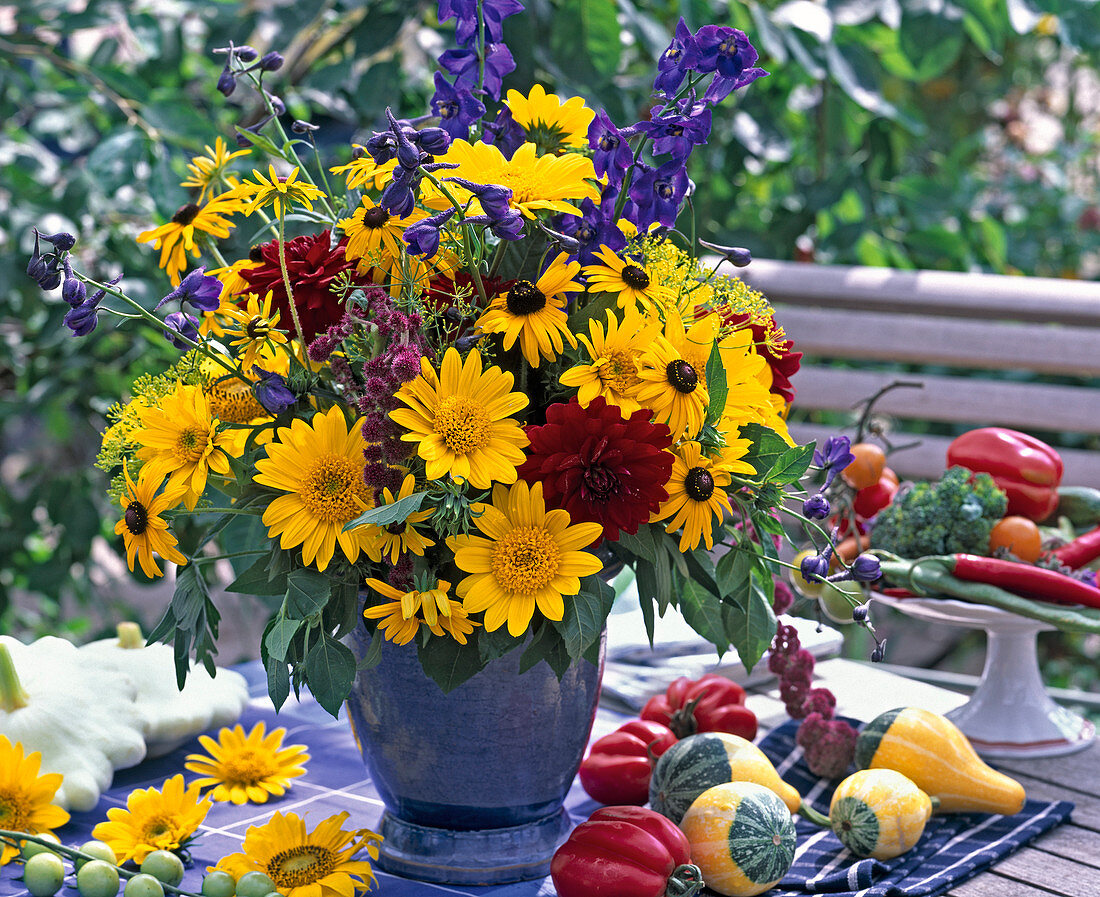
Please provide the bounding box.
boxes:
[988,516,1043,563]
[842,443,887,490]
[881,467,899,487]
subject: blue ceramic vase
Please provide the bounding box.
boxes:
[344,623,604,884]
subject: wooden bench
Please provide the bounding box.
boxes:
[737,259,1100,486]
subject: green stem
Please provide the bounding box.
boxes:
[419,169,489,307]
[0,645,29,712]
[277,209,306,344]
[798,802,833,829]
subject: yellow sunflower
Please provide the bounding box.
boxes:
[389,348,529,489]
[180,136,249,202]
[652,441,743,552]
[447,481,604,637]
[233,165,327,217]
[560,306,661,416]
[253,405,374,572]
[436,140,600,218]
[475,253,581,367]
[133,382,247,511]
[330,154,398,191]
[137,191,245,286]
[92,774,212,865]
[363,474,436,564]
[202,350,285,427]
[220,292,290,371]
[583,245,675,311]
[363,577,467,645]
[114,463,188,579]
[504,84,595,153]
[184,722,309,805]
[0,737,70,865]
[211,811,381,897]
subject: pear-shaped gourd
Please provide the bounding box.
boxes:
[855,707,1025,815]
[649,732,802,824]
[828,769,934,859]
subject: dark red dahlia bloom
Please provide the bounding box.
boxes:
[517,396,674,542]
[237,230,353,342]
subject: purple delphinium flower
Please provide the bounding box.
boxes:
[481,105,526,158]
[464,210,525,241]
[156,267,222,312]
[403,207,458,258]
[438,0,524,45]
[654,17,698,95]
[63,273,122,337]
[163,311,200,349]
[412,125,451,155]
[802,493,831,520]
[556,196,627,265]
[691,25,769,104]
[637,100,712,161]
[588,111,635,184]
[813,435,855,489]
[252,367,296,414]
[628,159,689,230]
[699,239,752,267]
[438,42,515,100]
[445,177,513,219]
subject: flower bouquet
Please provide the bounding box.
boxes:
[28,1,812,722]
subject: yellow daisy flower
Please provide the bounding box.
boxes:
[437,140,600,218]
[560,307,661,416]
[363,474,436,564]
[212,811,381,897]
[219,292,290,371]
[253,405,374,572]
[137,191,245,286]
[180,136,250,202]
[340,197,427,265]
[504,84,595,153]
[234,165,327,217]
[363,577,465,645]
[427,601,479,644]
[92,774,212,865]
[184,722,309,805]
[652,441,742,552]
[0,736,70,865]
[389,348,530,489]
[447,481,604,637]
[474,252,581,367]
[716,326,793,441]
[114,463,188,579]
[133,382,248,511]
[583,245,674,311]
[202,351,283,426]
[330,153,398,191]
[633,308,718,441]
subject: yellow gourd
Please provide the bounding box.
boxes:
[855,707,1025,815]
[828,769,933,859]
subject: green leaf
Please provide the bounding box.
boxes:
[234,125,283,158]
[285,568,331,620]
[265,654,291,712]
[417,634,485,693]
[551,0,621,80]
[304,634,356,718]
[767,443,816,485]
[227,554,288,596]
[170,564,209,634]
[704,340,729,426]
[678,579,729,654]
[825,42,922,133]
[740,423,792,480]
[360,629,384,670]
[722,572,777,673]
[566,289,617,336]
[551,575,614,658]
[716,546,754,600]
[344,491,427,531]
[478,625,521,664]
[615,524,658,566]
[264,613,302,662]
[898,11,966,80]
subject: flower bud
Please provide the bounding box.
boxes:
[852,604,869,622]
[802,493,831,520]
[234,45,258,62]
[870,640,887,663]
[259,51,284,71]
[850,554,882,583]
[800,553,829,584]
[163,311,200,349]
[267,94,286,115]
[413,126,450,155]
[291,119,319,133]
[37,230,76,252]
[217,67,236,96]
[62,276,87,308]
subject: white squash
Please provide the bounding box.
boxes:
[79,623,251,757]
[0,636,147,811]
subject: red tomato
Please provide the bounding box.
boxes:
[852,473,899,519]
[578,720,678,805]
[640,673,757,740]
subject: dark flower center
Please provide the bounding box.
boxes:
[581,466,621,502]
[684,467,715,502]
[665,359,698,393]
[439,100,458,119]
[598,134,619,151]
[667,125,684,137]
[506,280,546,315]
[577,223,596,244]
[172,203,201,225]
[362,206,389,229]
[386,522,406,535]
[620,265,650,289]
[656,180,675,200]
[246,316,269,339]
[249,245,266,262]
[125,501,149,535]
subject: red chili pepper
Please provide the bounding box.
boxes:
[946,428,1064,521]
[550,806,703,897]
[640,673,757,740]
[953,554,1100,609]
[578,719,678,805]
[1052,524,1100,570]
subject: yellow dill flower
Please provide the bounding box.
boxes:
[447,481,604,637]
[0,737,70,865]
[389,348,530,489]
[475,252,581,367]
[559,307,661,416]
[220,292,289,371]
[92,774,211,865]
[184,721,309,805]
[137,191,245,286]
[652,441,744,552]
[114,463,188,579]
[181,136,250,202]
[330,153,398,191]
[363,474,436,564]
[583,245,675,310]
[504,84,595,153]
[633,308,716,441]
[211,811,381,897]
[234,165,326,217]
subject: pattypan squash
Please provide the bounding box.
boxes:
[0,636,147,811]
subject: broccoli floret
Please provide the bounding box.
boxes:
[870,466,1008,558]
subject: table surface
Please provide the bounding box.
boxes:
[3,657,1098,897]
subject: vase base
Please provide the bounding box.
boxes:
[376,807,572,884]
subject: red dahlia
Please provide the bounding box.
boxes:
[751,321,802,404]
[237,230,353,342]
[517,396,674,543]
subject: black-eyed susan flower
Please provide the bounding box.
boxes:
[362,577,469,646]
[114,463,188,579]
[92,774,211,864]
[253,405,374,572]
[363,474,435,565]
[329,153,397,191]
[234,165,326,217]
[211,811,381,897]
[389,348,529,490]
[137,192,245,286]
[503,84,595,153]
[474,253,581,367]
[180,136,250,202]
[0,737,70,865]
[340,197,427,268]
[652,441,745,552]
[582,245,674,310]
[220,292,289,371]
[184,721,309,804]
[447,481,604,637]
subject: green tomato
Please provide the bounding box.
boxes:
[140,850,185,887]
[819,580,865,624]
[201,871,237,897]
[24,851,65,897]
[235,871,277,897]
[21,833,62,861]
[77,842,117,870]
[76,859,121,897]
[125,873,166,897]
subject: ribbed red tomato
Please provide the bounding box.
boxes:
[578,719,677,805]
[640,673,757,740]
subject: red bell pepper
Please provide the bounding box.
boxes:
[946,428,1064,521]
[550,806,703,897]
[640,673,757,740]
[578,719,678,805]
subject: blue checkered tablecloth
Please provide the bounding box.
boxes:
[0,666,1073,897]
